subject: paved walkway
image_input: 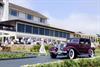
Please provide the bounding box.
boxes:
[0,56,99,67]
[0,56,57,67]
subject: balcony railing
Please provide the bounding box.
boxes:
[0,28,16,32]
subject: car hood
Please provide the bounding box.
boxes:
[67,43,78,46]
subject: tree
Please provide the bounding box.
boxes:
[98,38,100,44]
[96,34,100,44]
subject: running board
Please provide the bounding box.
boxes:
[78,54,89,57]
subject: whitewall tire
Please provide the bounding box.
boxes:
[68,49,75,59]
[89,49,94,58]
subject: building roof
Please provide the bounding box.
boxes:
[0,19,75,33]
[9,3,47,19]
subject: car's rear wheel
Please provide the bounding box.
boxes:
[88,49,94,58]
[50,53,57,59]
[68,49,76,59]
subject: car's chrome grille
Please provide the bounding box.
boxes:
[57,44,64,51]
[60,47,63,51]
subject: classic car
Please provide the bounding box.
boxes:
[50,38,95,59]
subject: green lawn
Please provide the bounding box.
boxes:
[0,53,27,59]
[95,48,100,56]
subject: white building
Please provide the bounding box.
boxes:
[0,0,75,45]
[0,0,47,24]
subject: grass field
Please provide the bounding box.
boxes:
[95,48,100,56]
[0,52,27,59]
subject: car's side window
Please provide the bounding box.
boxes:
[79,39,85,45]
[85,42,89,45]
[80,42,85,44]
[84,39,91,45]
[70,39,79,44]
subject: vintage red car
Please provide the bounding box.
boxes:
[50,38,95,59]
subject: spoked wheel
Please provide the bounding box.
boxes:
[68,49,76,59]
[88,49,94,58]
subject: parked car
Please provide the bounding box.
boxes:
[50,38,95,59]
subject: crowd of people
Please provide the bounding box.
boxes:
[1,37,64,46]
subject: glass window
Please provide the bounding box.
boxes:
[85,39,91,45]
[10,9,18,16]
[55,31,59,37]
[40,18,45,23]
[70,39,79,44]
[59,32,63,37]
[33,27,38,34]
[79,39,85,44]
[25,25,32,33]
[66,33,70,39]
[45,29,49,36]
[17,23,25,32]
[39,28,44,35]
[62,32,67,38]
[27,14,33,20]
[49,30,54,36]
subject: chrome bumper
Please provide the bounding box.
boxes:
[50,51,67,54]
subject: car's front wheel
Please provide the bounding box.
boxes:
[50,53,57,59]
[88,49,94,58]
[68,49,76,59]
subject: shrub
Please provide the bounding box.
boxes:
[22,57,100,67]
[30,45,41,52]
[3,45,32,52]
[2,47,11,52]
[1,44,52,53]
[64,60,79,67]
[30,45,52,53]
[0,53,26,59]
[45,45,52,52]
[77,58,100,67]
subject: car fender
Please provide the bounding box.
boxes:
[88,47,95,53]
[65,46,80,54]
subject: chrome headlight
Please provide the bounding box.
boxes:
[54,44,57,47]
[63,44,66,47]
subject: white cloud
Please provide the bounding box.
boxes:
[48,13,100,34]
[10,0,100,34]
[10,0,33,8]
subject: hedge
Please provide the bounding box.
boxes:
[30,45,52,53]
[22,57,100,67]
[30,45,41,52]
[0,44,52,53]
[0,53,27,59]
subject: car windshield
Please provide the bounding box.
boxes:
[60,44,65,47]
[55,43,65,48]
[70,39,79,44]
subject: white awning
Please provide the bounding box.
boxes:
[0,35,13,37]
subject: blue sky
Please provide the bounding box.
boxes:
[10,0,100,34]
